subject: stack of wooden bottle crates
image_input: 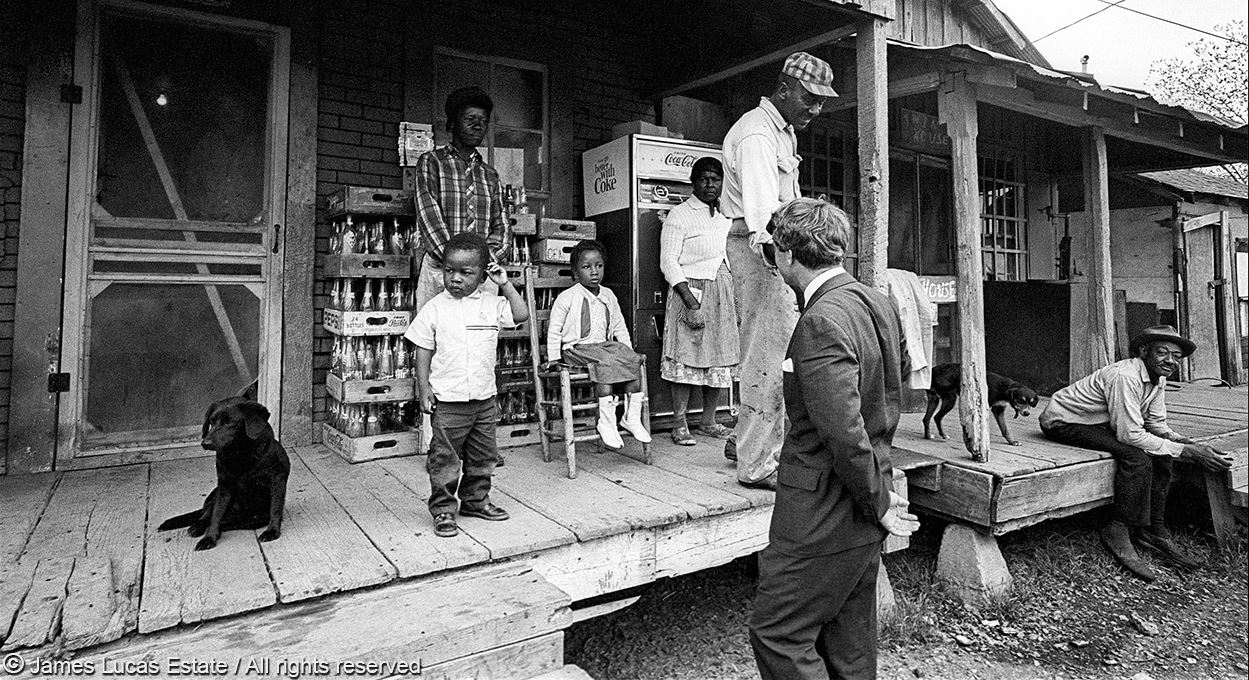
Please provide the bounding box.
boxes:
[321,186,422,463]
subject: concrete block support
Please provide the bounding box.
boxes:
[935,523,1012,603]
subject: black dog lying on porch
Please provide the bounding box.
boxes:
[158,395,290,551]
[923,363,1040,446]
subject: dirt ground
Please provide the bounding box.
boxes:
[564,507,1249,680]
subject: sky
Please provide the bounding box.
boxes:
[993,0,1247,92]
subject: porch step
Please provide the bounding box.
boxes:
[62,562,572,679]
[530,665,596,680]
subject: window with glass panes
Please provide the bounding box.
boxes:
[798,119,858,273]
[978,150,1027,281]
[434,49,549,211]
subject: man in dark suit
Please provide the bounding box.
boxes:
[749,198,919,680]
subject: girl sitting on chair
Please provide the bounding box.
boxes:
[545,240,652,449]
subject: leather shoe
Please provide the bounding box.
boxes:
[724,439,738,462]
[1135,527,1202,569]
[738,474,777,491]
[433,513,458,538]
[1099,521,1155,581]
[460,502,510,521]
[495,453,506,467]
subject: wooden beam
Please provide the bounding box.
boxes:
[650,24,858,100]
[280,10,318,446]
[9,0,75,474]
[793,0,895,20]
[1081,127,1115,372]
[1215,211,1243,385]
[977,83,1243,166]
[938,72,991,463]
[855,17,889,289]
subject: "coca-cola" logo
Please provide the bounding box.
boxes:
[664,152,697,168]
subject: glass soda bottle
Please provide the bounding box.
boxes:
[339,216,357,255]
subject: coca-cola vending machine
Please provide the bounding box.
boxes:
[582,134,726,419]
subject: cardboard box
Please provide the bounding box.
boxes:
[323,308,412,336]
[538,218,596,240]
[509,213,538,235]
[323,253,414,278]
[322,422,421,463]
[326,373,415,404]
[326,186,415,218]
[612,120,670,139]
[531,238,579,264]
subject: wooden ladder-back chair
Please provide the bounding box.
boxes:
[523,266,651,478]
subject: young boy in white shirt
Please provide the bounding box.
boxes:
[405,232,528,538]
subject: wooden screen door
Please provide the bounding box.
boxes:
[58,0,289,464]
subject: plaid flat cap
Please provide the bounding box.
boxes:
[782,52,838,97]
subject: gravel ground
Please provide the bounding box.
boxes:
[565,506,1248,680]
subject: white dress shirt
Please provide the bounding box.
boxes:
[721,97,802,240]
[546,283,631,361]
[802,266,847,308]
[405,289,515,401]
[1039,357,1186,457]
[660,196,732,286]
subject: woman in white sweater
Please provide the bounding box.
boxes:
[659,157,740,446]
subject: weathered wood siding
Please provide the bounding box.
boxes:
[888,0,992,49]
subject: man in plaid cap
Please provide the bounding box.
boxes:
[720,52,835,490]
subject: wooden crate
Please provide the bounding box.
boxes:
[538,218,595,240]
[497,421,542,449]
[531,238,579,264]
[326,373,415,404]
[536,264,573,280]
[509,213,538,235]
[323,253,414,278]
[504,265,526,287]
[322,422,421,463]
[326,186,414,218]
[323,308,411,336]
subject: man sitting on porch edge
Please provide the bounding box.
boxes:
[1039,325,1234,581]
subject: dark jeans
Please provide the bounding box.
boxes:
[426,398,498,517]
[749,542,880,680]
[1041,421,1173,527]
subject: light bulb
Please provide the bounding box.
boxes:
[155,93,168,106]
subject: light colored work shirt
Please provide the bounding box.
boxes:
[405,289,515,402]
[660,196,732,286]
[1039,357,1186,457]
[546,283,631,361]
[721,98,802,236]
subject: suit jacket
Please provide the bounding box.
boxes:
[769,272,909,557]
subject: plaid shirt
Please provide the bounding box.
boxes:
[413,144,510,263]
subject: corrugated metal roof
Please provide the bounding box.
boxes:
[1138,169,1249,201]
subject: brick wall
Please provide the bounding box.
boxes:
[0,12,26,467]
[310,0,657,428]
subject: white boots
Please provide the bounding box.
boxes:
[595,393,651,449]
[620,392,652,444]
[596,396,625,449]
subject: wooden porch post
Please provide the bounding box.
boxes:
[938,72,991,462]
[1081,127,1115,371]
[855,17,888,288]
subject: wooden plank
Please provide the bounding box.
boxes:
[0,558,73,651]
[892,425,1050,477]
[494,453,685,541]
[376,454,578,560]
[1083,126,1116,372]
[647,440,775,508]
[655,505,771,580]
[937,72,991,462]
[855,17,889,288]
[1166,385,1248,412]
[299,446,490,577]
[906,464,995,526]
[0,474,58,566]
[576,451,751,519]
[418,633,564,680]
[92,216,264,233]
[0,563,36,644]
[61,556,117,650]
[257,452,396,603]
[992,499,1112,536]
[76,563,571,672]
[530,664,596,680]
[139,457,275,634]
[280,10,318,447]
[994,460,1116,523]
[527,531,656,602]
[9,0,75,474]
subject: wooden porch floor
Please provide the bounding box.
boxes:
[892,383,1248,533]
[0,435,777,654]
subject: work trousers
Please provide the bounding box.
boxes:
[426,398,499,517]
[750,542,881,680]
[726,223,798,483]
[1041,421,1173,527]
